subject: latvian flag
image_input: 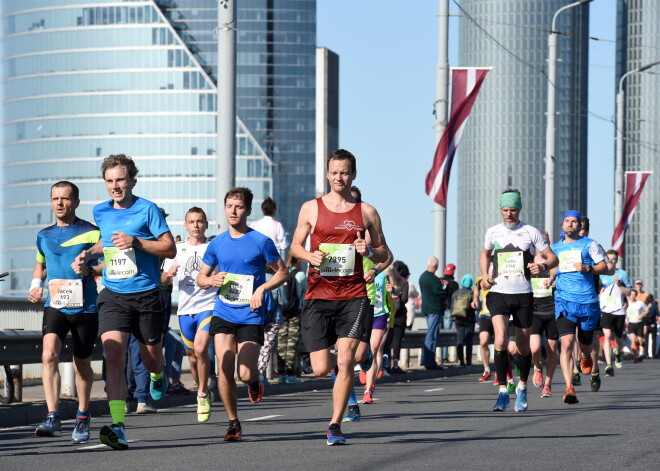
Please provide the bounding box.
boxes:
[611,171,652,257]
[425,67,490,207]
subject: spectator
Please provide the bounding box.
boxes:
[418,256,447,369]
[451,275,476,367]
[440,263,459,363]
[277,255,306,384]
[388,261,411,374]
[250,197,289,258]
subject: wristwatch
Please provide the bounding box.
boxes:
[131,237,141,249]
[585,265,592,273]
[541,263,549,272]
[365,245,375,259]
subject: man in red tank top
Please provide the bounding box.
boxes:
[290,149,389,445]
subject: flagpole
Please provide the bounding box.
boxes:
[434,0,449,267]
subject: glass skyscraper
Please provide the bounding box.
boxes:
[616,0,660,294]
[1,0,318,295]
[456,0,589,275]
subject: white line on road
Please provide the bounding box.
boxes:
[245,415,283,421]
[424,388,445,392]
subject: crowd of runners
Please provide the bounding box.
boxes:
[27,150,657,449]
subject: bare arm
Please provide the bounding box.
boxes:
[290,200,326,267]
[71,239,104,274]
[28,261,46,303]
[111,231,176,259]
[361,203,389,264]
[479,249,493,289]
[250,259,288,310]
[196,263,225,290]
[365,249,394,284]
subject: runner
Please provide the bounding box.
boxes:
[626,289,649,363]
[30,181,100,443]
[161,206,217,423]
[599,280,628,375]
[196,187,287,441]
[474,274,493,382]
[290,149,389,445]
[72,154,176,450]
[599,249,632,369]
[549,210,608,405]
[480,189,558,412]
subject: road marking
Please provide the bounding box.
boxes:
[245,415,283,421]
[424,388,445,392]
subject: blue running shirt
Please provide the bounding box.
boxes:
[202,229,281,325]
[551,237,606,304]
[93,196,170,294]
[36,219,100,314]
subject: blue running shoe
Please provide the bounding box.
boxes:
[492,391,510,411]
[35,414,62,437]
[71,415,91,443]
[150,373,168,401]
[326,423,346,445]
[359,350,374,372]
[99,423,128,450]
[514,386,528,412]
[342,404,361,422]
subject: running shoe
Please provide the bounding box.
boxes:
[136,402,157,414]
[285,375,302,384]
[278,375,288,384]
[580,355,593,375]
[492,391,510,411]
[35,414,62,437]
[247,380,264,404]
[326,423,346,445]
[359,350,374,372]
[541,385,552,398]
[171,382,191,395]
[71,415,91,444]
[342,404,361,422]
[359,370,367,385]
[563,386,579,405]
[478,371,492,382]
[390,366,406,375]
[514,386,528,412]
[150,374,168,401]
[605,364,614,376]
[590,371,601,392]
[572,372,581,386]
[493,377,500,386]
[614,353,623,369]
[197,392,212,423]
[99,423,128,450]
[506,381,516,394]
[224,420,242,441]
[532,368,543,388]
[377,368,384,379]
[362,390,373,404]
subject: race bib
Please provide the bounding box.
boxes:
[558,250,582,273]
[103,247,138,279]
[497,251,524,276]
[318,243,355,277]
[531,278,552,298]
[219,273,254,305]
[627,308,640,323]
[48,279,83,309]
[601,295,622,312]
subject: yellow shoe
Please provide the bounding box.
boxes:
[197,392,212,423]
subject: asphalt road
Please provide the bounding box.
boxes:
[1,362,658,470]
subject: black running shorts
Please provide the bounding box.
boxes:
[97,287,164,346]
[486,292,534,328]
[209,316,264,345]
[42,307,99,359]
[479,316,494,336]
[530,313,559,341]
[627,322,643,337]
[301,297,370,352]
[359,303,375,343]
[601,312,626,338]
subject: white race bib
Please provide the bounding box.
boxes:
[531,278,552,298]
[103,247,138,279]
[497,251,524,276]
[558,250,582,273]
[48,279,83,309]
[601,295,623,312]
[627,307,640,323]
[219,273,254,305]
[318,243,355,277]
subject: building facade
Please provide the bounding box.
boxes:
[616,0,660,294]
[456,0,589,275]
[2,0,321,295]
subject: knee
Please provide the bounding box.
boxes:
[193,345,207,360]
[42,349,59,366]
[104,346,125,370]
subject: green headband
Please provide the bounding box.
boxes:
[500,192,522,210]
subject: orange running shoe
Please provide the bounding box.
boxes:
[362,390,373,404]
[532,368,543,388]
[541,385,552,397]
[359,370,367,385]
[479,371,492,382]
[224,420,242,441]
[580,355,593,375]
[563,386,579,404]
[247,380,264,404]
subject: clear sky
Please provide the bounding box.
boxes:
[317,0,617,283]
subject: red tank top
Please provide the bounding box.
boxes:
[305,198,367,300]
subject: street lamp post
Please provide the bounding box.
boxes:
[544,0,591,239]
[614,60,660,230]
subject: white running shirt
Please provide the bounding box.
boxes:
[250,216,289,257]
[626,300,647,324]
[162,238,217,315]
[484,222,549,295]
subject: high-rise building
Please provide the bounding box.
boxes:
[616,0,660,293]
[1,0,321,295]
[456,0,589,275]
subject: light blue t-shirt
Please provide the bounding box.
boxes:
[552,237,606,304]
[373,271,389,317]
[600,268,631,289]
[93,196,170,294]
[202,229,280,325]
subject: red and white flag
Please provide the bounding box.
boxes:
[611,171,652,257]
[425,67,490,207]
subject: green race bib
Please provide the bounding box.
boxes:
[103,247,138,279]
[318,243,355,277]
[219,273,254,305]
[497,251,524,276]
